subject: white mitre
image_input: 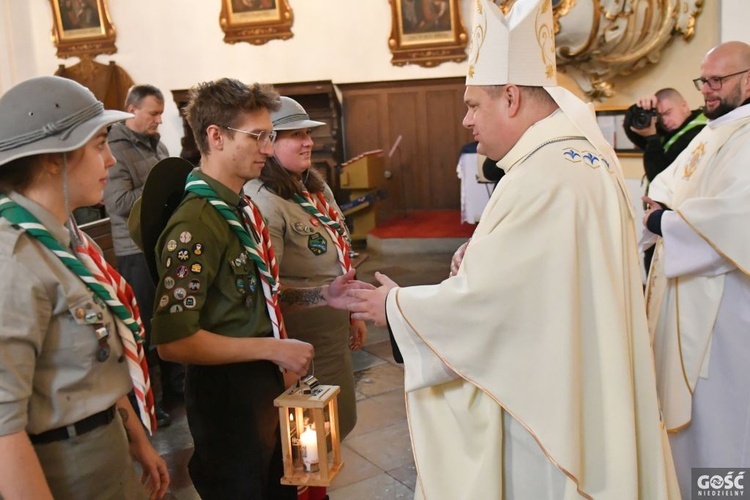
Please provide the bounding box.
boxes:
[466,0,634,218]
[466,0,556,87]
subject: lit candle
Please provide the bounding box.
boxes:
[300,425,319,471]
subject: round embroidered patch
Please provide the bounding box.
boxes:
[193,243,203,255]
[191,263,203,274]
[176,265,189,279]
[188,279,201,291]
[184,296,197,309]
[166,240,177,252]
[179,231,192,244]
[159,295,169,308]
[170,304,184,313]
[164,277,175,290]
[177,249,190,261]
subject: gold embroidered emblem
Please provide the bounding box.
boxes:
[536,0,556,80]
[467,0,487,80]
[682,142,706,180]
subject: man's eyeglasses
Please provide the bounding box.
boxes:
[692,69,750,91]
[224,126,277,147]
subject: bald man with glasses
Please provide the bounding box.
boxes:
[642,41,750,496]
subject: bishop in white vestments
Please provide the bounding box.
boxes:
[349,1,680,498]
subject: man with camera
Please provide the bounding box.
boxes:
[623,88,706,271]
[624,88,707,183]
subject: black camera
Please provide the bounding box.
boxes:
[631,106,658,130]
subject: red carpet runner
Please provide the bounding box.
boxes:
[368,210,476,239]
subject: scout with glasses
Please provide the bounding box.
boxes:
[224,125,277,147]
[0,76,169,499]
[145,78,368,499]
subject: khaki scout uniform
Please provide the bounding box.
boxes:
[151,170,295,500]
[245,179,357,439]
[0,192,144,499]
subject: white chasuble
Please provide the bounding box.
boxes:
[388,110,679,499]
[645,106,750,494]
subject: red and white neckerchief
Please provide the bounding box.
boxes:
[298,190,353,274]
[239,195,288,340]
[73,229,156,433]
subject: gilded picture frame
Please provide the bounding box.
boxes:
[48,0,117,59]
[388,0,468,68]
[220,0,294,46]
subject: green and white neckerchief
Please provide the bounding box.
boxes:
[0,194,156,432]
[292,191,352,273]
[183,173,286,339]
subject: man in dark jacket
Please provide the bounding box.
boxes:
[623,88,707,272]
[624,88,707,182]
[103,84,181,425]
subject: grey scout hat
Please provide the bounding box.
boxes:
[0,76,132,167]
[271,96,326,131]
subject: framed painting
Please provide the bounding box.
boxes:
[595,107,642,157]
[388,0,468,68]
[48,0,117,59]
[220,0,294,46]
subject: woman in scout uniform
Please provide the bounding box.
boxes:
[0,76,169,499]
[245,97,365,446]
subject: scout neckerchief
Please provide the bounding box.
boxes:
[0,195,156,433]
[292,190,352,274]
[183,172,287,339]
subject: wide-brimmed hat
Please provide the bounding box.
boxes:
[130,157,195,282]
[271,96,325,131]
[0,76,132,167]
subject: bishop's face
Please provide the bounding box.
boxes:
[462,85,513,161]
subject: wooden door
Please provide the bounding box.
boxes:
[339,78,472,220]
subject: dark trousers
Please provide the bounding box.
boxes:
[185,360,296,500]
[118,252,184,401]
[644,244,656,278]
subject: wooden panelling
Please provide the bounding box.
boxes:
[340,78,472,219]
[80,217,117,267]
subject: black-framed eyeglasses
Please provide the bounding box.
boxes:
[224,126,277,147]
[692,69,750,91]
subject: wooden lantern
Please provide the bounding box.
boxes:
[274,376,343,486]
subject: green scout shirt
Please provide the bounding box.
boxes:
[151,169,272,344]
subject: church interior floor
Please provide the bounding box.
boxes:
[150,249,456,499]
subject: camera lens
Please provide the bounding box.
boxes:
[631,107,657,130]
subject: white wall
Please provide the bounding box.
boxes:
[0,0,725,157]
[721,0,750,43]
[2,0,475,155]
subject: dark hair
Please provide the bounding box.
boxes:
[185,78,280,157]
[124,84,164,108]
[0,155,47,194]
[483,85,555,105]
[259,156,326,200]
